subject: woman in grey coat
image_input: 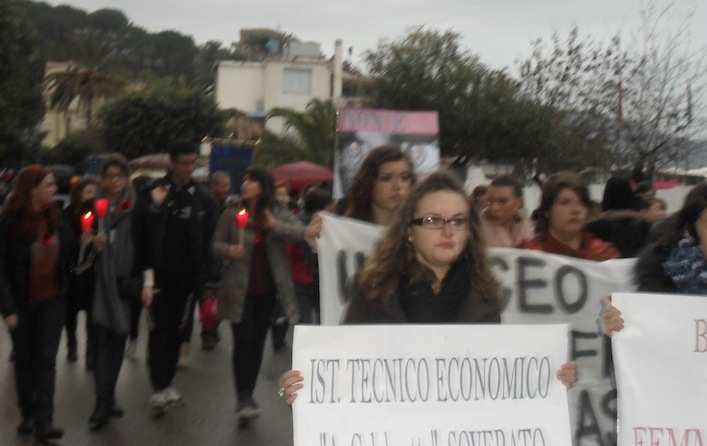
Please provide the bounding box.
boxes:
[212,166,314,424]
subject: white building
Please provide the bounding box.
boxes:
[215,37,370,134]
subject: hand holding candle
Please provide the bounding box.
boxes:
[95,198,109,232]
[79,210,95,261]
[80,211,94,233]
[235,208,249,245]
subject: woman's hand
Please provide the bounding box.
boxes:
[278,369,304,405]
[79,230,94,247]
[556,360,578,388]
[3,314,19,332]
[92,233,108,250]
[601,296,624,336]
[227,245,246,260]
[304,213,323,251]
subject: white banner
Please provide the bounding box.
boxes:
[494,248,636,446]
[316,214,638,446]
[318,212,383,325]
[611,292,707,446]
[293,324,572,446]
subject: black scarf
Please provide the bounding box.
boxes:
[398,258,470,323]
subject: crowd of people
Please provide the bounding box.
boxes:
[0,141,703,443]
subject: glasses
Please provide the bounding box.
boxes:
[410,216,469,230]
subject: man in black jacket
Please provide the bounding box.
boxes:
[136,141,217,414]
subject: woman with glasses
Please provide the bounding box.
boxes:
[519,171,620,261]
[87,154,147,430]
[279,170,576,402]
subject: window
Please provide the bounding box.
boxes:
[282,68,312,95]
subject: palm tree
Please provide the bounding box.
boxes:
[262,98,337,168]
[44,29,124,131]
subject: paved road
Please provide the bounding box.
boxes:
[0,311,295,446]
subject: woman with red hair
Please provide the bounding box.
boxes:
[0,165,69,442]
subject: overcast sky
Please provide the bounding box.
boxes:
[43,0,706,74]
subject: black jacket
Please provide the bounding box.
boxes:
[586,209,651,258]
[137,173,217,283]
[634,243,677,293]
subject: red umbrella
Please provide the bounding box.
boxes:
[271,161,333,191]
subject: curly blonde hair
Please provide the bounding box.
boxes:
[358,170,502,308]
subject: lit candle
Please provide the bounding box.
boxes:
[235,208,249,245]
[80,211,94,233]
[95,198,109,232]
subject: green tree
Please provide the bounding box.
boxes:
[99,84,226,159]
[258,98,336,168]
[87,8,128,33]
[0,0,45,163]
[364,27,485,157]
[363,27,582,177]
[116,25,153,77]
[151,30,197,81]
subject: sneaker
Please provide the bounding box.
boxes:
[177,343,190,370]
[125,339,137,359]
[149,390,169,414]
[165,386,184,407]
[235,398,261,421]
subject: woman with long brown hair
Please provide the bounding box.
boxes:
[62,176,99,364]
[212,166,316,425]
[279,170,576,402]
[0,165,68,442]
[343,144,415,225]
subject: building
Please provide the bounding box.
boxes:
[214,31,371,135]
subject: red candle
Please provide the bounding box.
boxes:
[235,209,249,245]
[95,198,109,218]
[235,209,249,228]
[80,211,94,233]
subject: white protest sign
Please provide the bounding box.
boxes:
[316,214,638,446]
[611,292,707,446]
[318,212,383,325]
[292,324,572,446]
[493,248,637,446]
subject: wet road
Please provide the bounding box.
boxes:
[0,311,295,445]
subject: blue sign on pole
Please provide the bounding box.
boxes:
[209,144,253,192]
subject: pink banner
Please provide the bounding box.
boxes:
[337,108,439,134]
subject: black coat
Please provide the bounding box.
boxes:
[137,173,217,283]
[634,244,677,293]
[586,210,651,258]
